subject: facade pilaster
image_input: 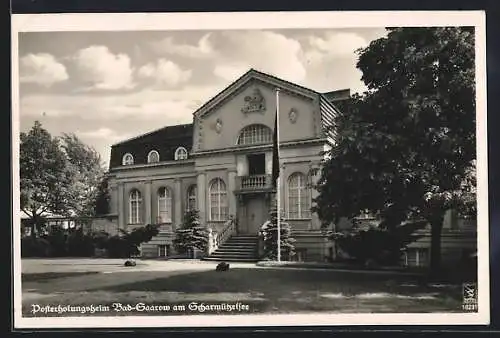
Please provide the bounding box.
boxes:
[197,172,207,225]
[174,178,182,227]
[144,180,152,224]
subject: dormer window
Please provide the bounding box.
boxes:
[175,147,188,160]
[147,150,160,163]
[122,153,134,165]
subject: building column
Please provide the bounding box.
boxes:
[118,183,125,229]
[144,180,152,225]
[174,178,182,228]
[228,170,237,218]
[108,181,117,215]
[197,172,207,225]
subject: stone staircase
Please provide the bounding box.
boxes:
[202,235,260,262]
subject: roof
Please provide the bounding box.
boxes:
[112,123,193,147]
[108,68,350,169]
[193,68,322,119]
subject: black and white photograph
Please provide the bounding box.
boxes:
[11,11,489,328]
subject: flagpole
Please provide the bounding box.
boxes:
[276,88,281,263]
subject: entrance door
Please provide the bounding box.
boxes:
[247,153,266,175]
[245,196,267,234]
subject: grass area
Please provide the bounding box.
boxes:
[22,272,100,283]
[21,267,466,317]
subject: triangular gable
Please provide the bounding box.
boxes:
[193,68,320,119]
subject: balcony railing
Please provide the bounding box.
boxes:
[236,174,273,192]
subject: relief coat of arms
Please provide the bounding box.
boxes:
[241,88,266,114]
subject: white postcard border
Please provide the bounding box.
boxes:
[11,10,489,328]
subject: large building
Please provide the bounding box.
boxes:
[106,69,345,261]
[104,68,477,265]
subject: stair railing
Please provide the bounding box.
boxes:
[207,216,236,255]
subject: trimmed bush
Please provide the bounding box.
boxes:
[21,237,51,257]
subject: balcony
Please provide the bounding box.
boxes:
[235,174,274,193]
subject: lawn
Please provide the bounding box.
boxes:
[21,265,466,317]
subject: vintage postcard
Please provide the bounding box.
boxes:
[11,11,489,329]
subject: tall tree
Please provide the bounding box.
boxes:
[314,27,476,273]
[59,133,105,218]
[20,121,73,236]
[93,175,111,216]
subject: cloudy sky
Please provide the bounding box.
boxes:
[17,28,387,167]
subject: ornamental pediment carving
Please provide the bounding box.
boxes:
[241,88,266,114]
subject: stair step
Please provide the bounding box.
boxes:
[210,252,257,257]
[201,257,259,262]
[224,239,258,244]
[220,242,257,247]
[214,248,256,252]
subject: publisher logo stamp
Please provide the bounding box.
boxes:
[462,283,478,312]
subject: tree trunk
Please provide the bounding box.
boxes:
[429,212,445,276]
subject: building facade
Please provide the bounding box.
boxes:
[106,69,344,260]
[104,68,476,265]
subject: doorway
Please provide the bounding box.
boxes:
[240,196,267,234]
[247,153,266,175]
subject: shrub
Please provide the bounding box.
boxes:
[260,204,296,261]
[173,209,209,257]
[44,226,68,257]
[66,229,95,257]
[102,224,160,258]
[330,220,428,266]
[21,237,51,257]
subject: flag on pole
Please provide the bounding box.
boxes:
[274,88,281,262]
[272,107,280,189]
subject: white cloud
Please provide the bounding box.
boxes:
[138,59,192,87]
[302,32,371,94]
[20,85,222,121]
[213,64,249,82]
[307,32,368,57]
[20,53,69,87]
[79,127,122,140]
[213,31,307,84]
[72,45,135,90]
[152,33,215,59]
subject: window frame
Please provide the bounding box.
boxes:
[236,124,273,146]
[175,147,188,160]
[122,153,134,165]
[157,186,173,224]
[208,178,228,222]
[286,172,311,220]
[147,150,160,163]
[186,185,197,212]
[129,189,142,224]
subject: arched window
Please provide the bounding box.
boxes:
[122,153,134,165]
[129,189,142,224]
[209,178,228,221]
[175,147,188,160]
[148,150,160,163]
[186,185,197,212]
[158,187,172,223]
[287,172,311,219]
[237,124,273,145]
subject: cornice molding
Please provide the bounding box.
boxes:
[109,159,195,173]
[191,138,327,158]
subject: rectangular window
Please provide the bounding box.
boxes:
[158,245,170,257]
[130,201,141,224]
[158,197,172,223]
[405,248,429,267]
